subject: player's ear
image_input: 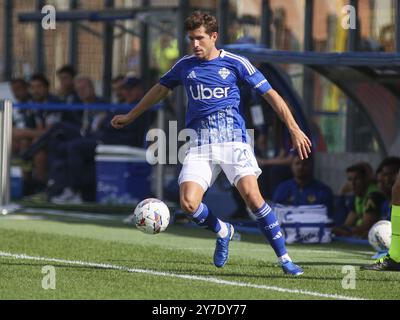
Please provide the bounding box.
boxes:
[211,32,218,41]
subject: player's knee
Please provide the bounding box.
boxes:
[180,195,200,214]
[240,190,263,211]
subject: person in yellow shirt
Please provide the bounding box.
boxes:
[332,163,380,238]
[152,34,179,76]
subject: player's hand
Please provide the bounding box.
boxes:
[290,129,312,160]
[111,114,132,129]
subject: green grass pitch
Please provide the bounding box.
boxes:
[0,211,399,300]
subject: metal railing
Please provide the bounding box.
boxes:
[0,100,19,214]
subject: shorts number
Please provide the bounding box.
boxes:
[234,148,252,168]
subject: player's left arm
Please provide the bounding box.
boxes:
[262,89,312,160]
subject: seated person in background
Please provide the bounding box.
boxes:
[12,75,58,151]
[10,78,33,156]
[334,162,375,226]
[50,76,149,204]
[10,78,31,104]
[369,157,400,221]
[56,65,81,103]
[10,78,36,195]
[74,75,107,135]
[22,75,106,199]
[332,163,380,239]
[272,155,334,217]
[15,73,66,188]
[29,73,80,127]
[22,75,104,160]
[111,74,126,104]
[338,162,375,196]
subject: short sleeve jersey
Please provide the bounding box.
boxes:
[159,49,272,145]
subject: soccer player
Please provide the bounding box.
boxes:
[111,11,312,275]
[362,162,400,271]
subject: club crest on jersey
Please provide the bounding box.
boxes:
[218,67,230,79]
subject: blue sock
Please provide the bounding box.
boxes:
[190,203,221,233]
[254,202,287,258]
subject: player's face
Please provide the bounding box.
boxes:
[188,26,217,60]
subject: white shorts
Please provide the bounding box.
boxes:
[178,142,262,191]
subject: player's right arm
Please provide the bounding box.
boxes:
[262,89,312,160]
[111,83,170,129]
[232,54,311,159]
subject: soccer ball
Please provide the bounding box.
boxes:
[132,198,170,234]
[368,220,391,252]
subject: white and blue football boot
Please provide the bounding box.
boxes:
[213,223,234,268]
[281,260,304,276]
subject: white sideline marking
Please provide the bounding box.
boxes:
[0,251,366,300]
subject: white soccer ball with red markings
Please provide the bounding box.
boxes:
[133,198,170,234]
[368,220,391,252]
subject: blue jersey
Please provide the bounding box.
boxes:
[273,179,334,217]
[159,49,272,145]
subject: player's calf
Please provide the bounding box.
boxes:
[186,202,233,267]
[189,203,229,237]
[253,202,304,276]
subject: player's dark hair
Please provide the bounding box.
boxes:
[30,73,49,87]
[184,11,218,35]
